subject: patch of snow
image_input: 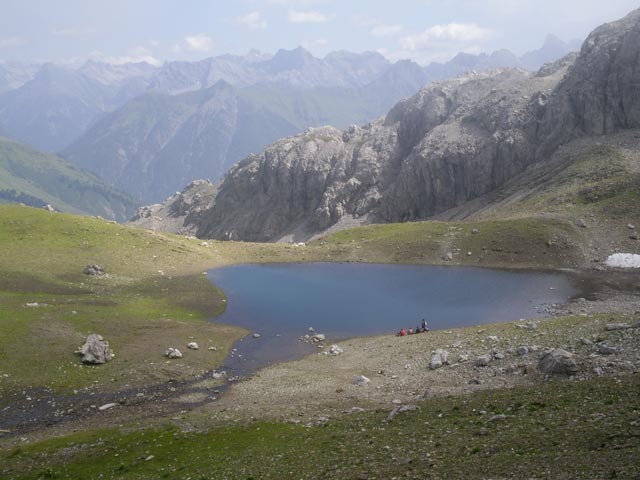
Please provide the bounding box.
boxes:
[606,253,640,268]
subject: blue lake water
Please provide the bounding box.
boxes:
[207,263,578,377]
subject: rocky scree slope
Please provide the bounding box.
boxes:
[171,9,640,242]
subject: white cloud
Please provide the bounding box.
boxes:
[184,34,213,53]
[170,34,213,55]
[287,9,329,23]
[236,11,267,30]
[100,46,161,66]
[400,23,493,51]
[371,24,403,37]
[0,37,26,49]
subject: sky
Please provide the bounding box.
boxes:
[0,0,638,66]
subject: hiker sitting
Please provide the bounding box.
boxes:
[408,327,414,335]
[398,328,406,337]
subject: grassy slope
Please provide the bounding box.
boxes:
[0,205,246,396]
[0,136,138,222]
[3,374,638,479]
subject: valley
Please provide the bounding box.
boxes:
[1,4,639,479]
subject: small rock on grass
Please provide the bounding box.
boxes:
[83,264,105,275]
[187,342,199,350]
[165,347,183,359]
[78,334,113,365]
[354,375,370,386]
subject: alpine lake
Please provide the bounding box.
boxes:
[207,263,578,377]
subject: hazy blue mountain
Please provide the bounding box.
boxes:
[519,34,582,70]
[0,62,156,152]
[0,62,39,94]
[61,81,300,202]
[0,136,137,221]
[62,60,432,204]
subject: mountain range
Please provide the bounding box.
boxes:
[0,35,579,204]
[128,9,640,242]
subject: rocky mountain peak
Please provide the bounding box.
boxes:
[167,9,640,243]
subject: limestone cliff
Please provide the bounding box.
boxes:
[133,9,640,242]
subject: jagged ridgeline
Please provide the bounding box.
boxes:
[131,8,640,242]
[0,136,137,221]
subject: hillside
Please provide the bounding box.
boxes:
[0,136,138,221]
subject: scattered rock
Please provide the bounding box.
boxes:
[77,334,113,364]
[475,355,491,367]
[468,378,481,385]
[492,349,505,360]
[428,349,449,369]
[443,252,453,261]
[83,264,105,276]
[517,346,529,356]
[187,342,199,350]
[328,345,344,356]
[575,218,588,228]
[208,346,217,351]
[515,321,538,330]
[386,405,418,422]
[164,348,183,359]
[311,333,326,343]
[598,344,620,355]
[628,224,636,230]
[580,337,593,346]
[484,414,508,423]
[538,348,578,375]
[98,403,117,411]
[471,228,479,235]
[252,333,261,339]
[605,323,630,331]
[487,335,499,342]
[353,375,370,387]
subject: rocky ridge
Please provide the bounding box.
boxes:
[140,9,639,242]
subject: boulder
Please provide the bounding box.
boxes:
[78,334,113,364]
[187,341,199,350]
[517,346,529,357]
[538,348,578,375]
[598,344,620,355]
[165,347,183,359]
[328,345,344,355]
[311,333,326,342]
[83,264,105,275]
[428,349,449,369]
[475,355,491,367]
